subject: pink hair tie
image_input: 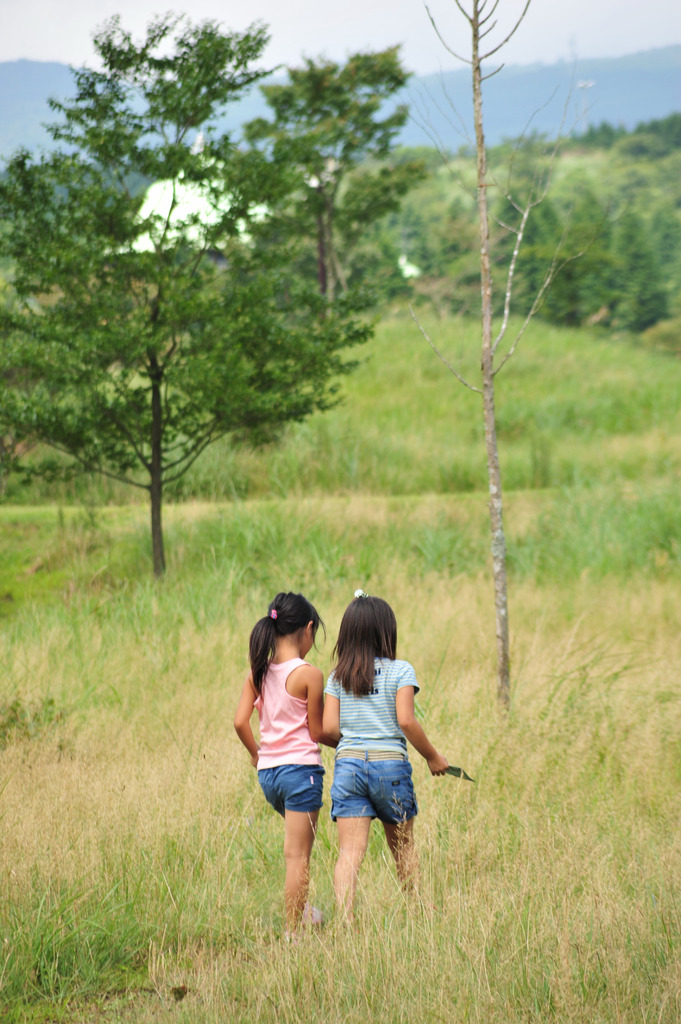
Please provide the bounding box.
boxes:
[270,609,278,619]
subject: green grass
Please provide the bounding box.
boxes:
[5,313,681,507]
[1,312,680,1021]
[2,476,679,624]
[175,315,681,499]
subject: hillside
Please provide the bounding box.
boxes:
[402,46,681,147]
[4,311,680,513]
[1,45,680,160]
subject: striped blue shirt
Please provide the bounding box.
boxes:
[325,658,420,756]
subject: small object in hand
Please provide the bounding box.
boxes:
[171,985,188,1002]
[446,765,475,782]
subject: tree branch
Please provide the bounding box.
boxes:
[162,419,220,472]
[481,63,506,82]
[492,201,531,356]
[479,19,499,40]
[493,241,589,375]
[162,425,230,483]
[479,0,532,61]
[425,3,473,65]
[101,403,151,472]
[479,0,501,27]
[407,74,475,160]
[42,441,149,490]
[409,305,481,393]
[454,0,473,20]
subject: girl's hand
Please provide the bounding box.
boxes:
[250,751,259,768]
[427,751,449,776]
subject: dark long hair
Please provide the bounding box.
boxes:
[332,594,397,696]
[249,592,324,694]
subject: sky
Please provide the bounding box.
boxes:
[1,0,680,74]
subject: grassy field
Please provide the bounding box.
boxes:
[6,312,681,507]
[1,312,680,1022]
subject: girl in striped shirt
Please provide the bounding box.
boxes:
[323,591,448,921]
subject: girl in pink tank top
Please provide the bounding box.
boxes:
[234,591,337,937]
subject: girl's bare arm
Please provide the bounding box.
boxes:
[305,671,339,748]
[396,687,449,775]
[233,673,259,766]
[322,693,341,745]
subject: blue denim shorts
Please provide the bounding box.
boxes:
[258,764,325,817]
[330,757,418,824]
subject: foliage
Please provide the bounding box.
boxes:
[244,48,425,301]
[615,112,681,157]
[376,109,681,329]
[572,112,681,155]
[574,120,629,149]
[612,208,669,330]
[0,15,370,575]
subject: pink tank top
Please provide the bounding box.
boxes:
[254,657,322,770]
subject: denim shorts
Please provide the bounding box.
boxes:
[330,757,418,824]
[258,764,325,817]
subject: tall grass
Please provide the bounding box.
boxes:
[2,479,679,612]
[1,310,680,1019]
[1,495,680,1021]
[510,482,681,580]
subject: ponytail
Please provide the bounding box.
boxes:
[249,592,324,694]
[249,616,278,695]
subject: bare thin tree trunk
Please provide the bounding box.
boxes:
[471,4,510,709]
[420,0,556,709]
[149,358,166,578]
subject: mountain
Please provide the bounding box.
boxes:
[1,46,680,160]
[0,60,74,157]
[401,46,681,148]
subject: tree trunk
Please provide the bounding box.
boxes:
[324,206,336,304]
[149,360,166,577]
[317,211,327,296]
[471,3,511,709]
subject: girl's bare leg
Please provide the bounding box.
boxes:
[382,817,418,890]
[334,816,372,922]
[283,809,319,932]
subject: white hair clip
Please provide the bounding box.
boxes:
[354,589,368,599]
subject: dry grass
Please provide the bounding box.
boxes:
[1,498,680,1022]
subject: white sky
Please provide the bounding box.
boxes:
[1,0,680,73]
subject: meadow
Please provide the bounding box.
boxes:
[1,311,680,1022]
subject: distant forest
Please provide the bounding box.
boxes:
[1,54,680,340]
[334,111,678,341]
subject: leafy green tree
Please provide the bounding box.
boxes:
[515,188,616,325]
[613,209,668,331]
[650,202,681,314]
[244,49,425,301]
[574,121,627,149]
[0,15,368,575]
[615,113,681,159]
